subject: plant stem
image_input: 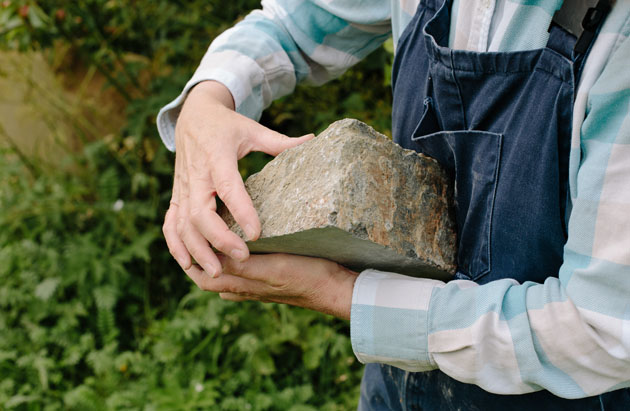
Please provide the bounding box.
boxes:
[0,123,40,178]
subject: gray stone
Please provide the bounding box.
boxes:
[220,119,457,279]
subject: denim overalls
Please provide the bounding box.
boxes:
[358,0,630,409]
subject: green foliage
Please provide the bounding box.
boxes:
[0,138,363,409]
[1,0,394,409]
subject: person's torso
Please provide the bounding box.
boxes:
[362,1,630,409]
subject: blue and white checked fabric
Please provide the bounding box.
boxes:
[157,0,630,397]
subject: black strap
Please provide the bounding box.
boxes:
[574,0,612,54]
[552,0,597,37]
[550,0,612,54]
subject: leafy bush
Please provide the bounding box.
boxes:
[0,0,393,409]
[0,128,364,410]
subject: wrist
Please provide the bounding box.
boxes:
[331,265,358,321]
[187,80,235,111]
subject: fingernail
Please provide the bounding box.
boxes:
[207,266,218,278]
[177,257,191,271]
[231,248,247,261]
[244,224,257,241]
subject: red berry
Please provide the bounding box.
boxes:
[18,4,29,18]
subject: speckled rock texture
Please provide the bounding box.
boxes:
[220,119,457,279]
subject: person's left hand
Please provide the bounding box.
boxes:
[185,253,358,320]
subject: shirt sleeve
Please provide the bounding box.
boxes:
[350,23,630,399]
[156,0,392,151]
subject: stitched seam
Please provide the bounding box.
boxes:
[425,283,439,368]
[485,133,503,280]
[443,48,574,83]
[449,50,467,128]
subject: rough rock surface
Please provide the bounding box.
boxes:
[220,119,457,279]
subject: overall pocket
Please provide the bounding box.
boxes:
[411,101,503,281]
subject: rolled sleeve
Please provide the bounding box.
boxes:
[156,50,266,151]
[350,269,441,372]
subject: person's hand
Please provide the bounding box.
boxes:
[163,81,314,277]
[186,253,359,320]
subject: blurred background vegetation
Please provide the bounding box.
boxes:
[0,1,393,409]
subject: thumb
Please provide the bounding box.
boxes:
[254,128,316,157]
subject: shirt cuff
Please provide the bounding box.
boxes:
[156,51,266,151]
[350,269,442,372]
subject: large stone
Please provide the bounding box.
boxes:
[220,119,457,279]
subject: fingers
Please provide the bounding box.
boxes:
[164,159,192,269]
[188,170,251,260]
[192,203,250,262]
[217,253,328,285]
[163,203,191,269]
[208,154,260,241]
[219,292,249,302]
[180,226,222,277]
[179,185,222,277]
[218,253,285,283]
[186,265,268,297]
[252,128,315,157]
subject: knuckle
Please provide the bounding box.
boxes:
[274,257,292,275]
[163,218,174,236]
[192,275,212,292]
[220,282,243,294]
[176,214,187,230]
[176,222,186,238]
[225,284,239,294]
[222,260,238,275]
[215,179,236,200]
[187,244,203,259]
[210,230,232,251]
[166,244,175,257]
[230,259,245,273]
[190,214,204,229]
[163,210,174,232]
[211,237,227,252]
[189,207,205,226]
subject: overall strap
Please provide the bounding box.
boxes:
[553,0,613,54]
[548,0,612,85]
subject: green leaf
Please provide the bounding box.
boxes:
[64,385,103,411]
[111,228,159,263]
[302,346,321,370]
[27,5,48,29]
[252,350,275,376]
[34,277,60,301]
[0,17,24,36]
[93,286,117,310]
[97,167,120,202]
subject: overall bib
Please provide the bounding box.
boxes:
[358,0,630,409]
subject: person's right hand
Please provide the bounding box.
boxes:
[162,80,314,278]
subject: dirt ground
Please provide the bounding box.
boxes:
[0,50,125,167]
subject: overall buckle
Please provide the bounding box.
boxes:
[574,0,612,54]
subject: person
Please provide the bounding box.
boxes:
[157,0,630,409]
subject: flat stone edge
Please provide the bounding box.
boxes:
[245,226,453,280]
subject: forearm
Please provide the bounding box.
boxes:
[352,267,630,398]
[157,0,391,150]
